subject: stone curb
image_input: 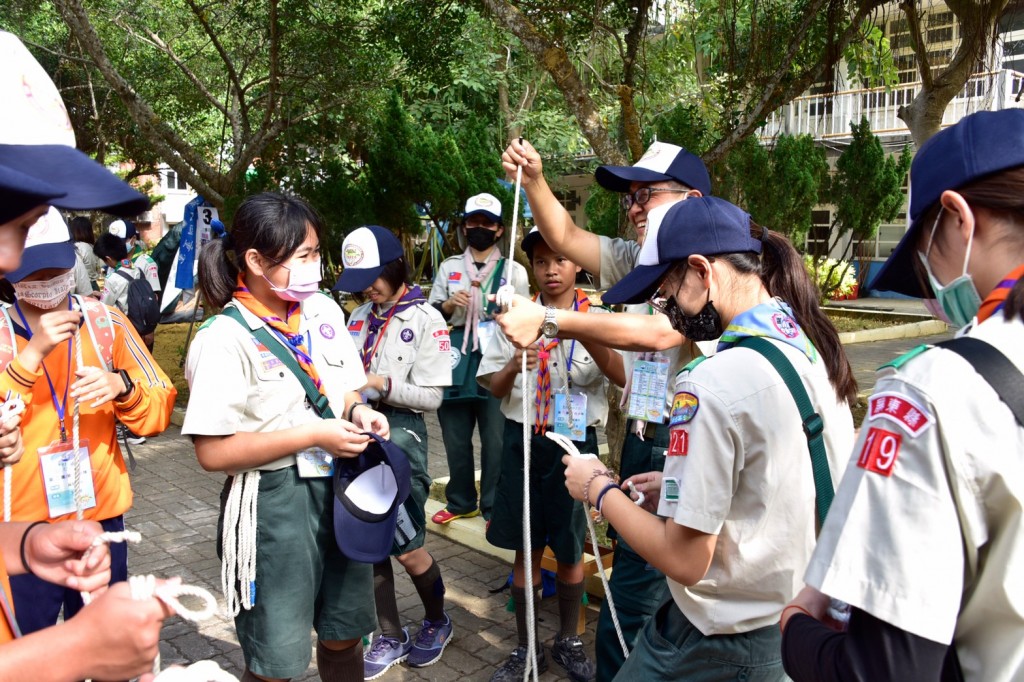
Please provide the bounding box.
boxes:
[838,318,949,345]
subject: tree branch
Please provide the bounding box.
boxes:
[900,0,933,89]
[182,0,249,133]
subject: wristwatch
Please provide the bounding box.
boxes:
[115,369,133,398]
[540,307,559,338]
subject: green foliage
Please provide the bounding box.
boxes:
[825,118,911,257]
[843,22,898,89]
[804,254,857,302]
[583,185,623,239]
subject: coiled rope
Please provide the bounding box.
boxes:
[1,392,25,523]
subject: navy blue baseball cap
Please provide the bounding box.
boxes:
[6,209,76,282]
[603,196,759,305]
[0,145,149,220]
[871,109,1024,296]
[0,163,65,225]
[595,142,712,197]
[333,433,412,564]
[333,225,404,293]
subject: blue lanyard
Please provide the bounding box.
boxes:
[267,327,314,367]
[15,299,73,442]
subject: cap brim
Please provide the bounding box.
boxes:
[6,241,76,282]
[0,145,149,216]
[333,497,399,563]
[868,217,927,297]
[595,166,673,193]
[601,262,673,305]
[333,265,386,293]
[465,209,501,223]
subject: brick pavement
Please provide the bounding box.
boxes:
[129,330,950,680]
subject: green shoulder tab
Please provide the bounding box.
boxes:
[679,354,708,375]
[197,314,218,332]
[878,344,932,371]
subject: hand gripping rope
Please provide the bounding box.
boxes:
[1,391,25,523]
[81,531,231,681]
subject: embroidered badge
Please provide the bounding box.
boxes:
[771,312,799,339]
[348,320,364,336]
[450,347,462,369]
[319,323,336,339]
[669,391,699,425]
[400,328,414,342]
[663,477,680,501]
[343,244,364,267]
[868,391,934,436]
[449,272,462,281]
[857,427,901,477]
[668,429,688,456]
[434,329,451,352]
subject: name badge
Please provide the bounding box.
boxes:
[296,447,333,478]
[554,393,588,442]
[476,320,497,353]
[626,354,671,423]
[39,439,97,518]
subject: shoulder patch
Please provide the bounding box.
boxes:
[879,344,931,371]
[669,391,699,425]
[857,426,901,476]
[867,391,934,436]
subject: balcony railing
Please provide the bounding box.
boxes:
[759,68,1024,141]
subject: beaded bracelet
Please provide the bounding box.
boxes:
[19,521,46,577]
[582,468,616,507]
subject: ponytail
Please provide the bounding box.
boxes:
[719,223,858,405]
[198,191,325,309]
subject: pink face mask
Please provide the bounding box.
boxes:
[265,258,322,302]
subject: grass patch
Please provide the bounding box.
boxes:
[826,310,920,333]
[152,322,200,405]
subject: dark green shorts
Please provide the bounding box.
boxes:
[486,419,594,565]
[218,466,376,679]
[385,409,430,555]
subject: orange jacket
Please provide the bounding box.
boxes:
[0,561,14,643]
[0,305,176,523]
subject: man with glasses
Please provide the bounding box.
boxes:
[500,140,711,681]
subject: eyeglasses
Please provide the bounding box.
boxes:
[620,187,690,211]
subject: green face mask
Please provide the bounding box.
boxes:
[917,208,982,329]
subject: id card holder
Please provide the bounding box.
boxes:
[296,447,334,478]
[476,320,497,353]
[38,439,96,518]
[626,354,670,423]
[554,393,588,442]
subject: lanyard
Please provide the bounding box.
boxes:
[266,326,315,368]
[361,285,405,371]
[14,300,72,442]
[536,293,578,387]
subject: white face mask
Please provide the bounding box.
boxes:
[13,271,76,309]
[264,258,323,302]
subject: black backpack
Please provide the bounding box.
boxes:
[113,269,161,335]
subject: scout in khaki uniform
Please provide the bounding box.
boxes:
[500,139,713,680]
[565,197,856,681]
[782,109,1024,682]
[184,192,390,682]
[427,193,529,524]
[478,228,624,682]
[333,225,454,679]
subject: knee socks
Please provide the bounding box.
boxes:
[511,583,541,648]
[373,559,403,639]
[410,557,446,623]
[316,640,363,682]
[556,580,585,639]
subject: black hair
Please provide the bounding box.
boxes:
[717,223,858,405]
[198,192,324,308]
[69,216,95,245]
[93,232,128,262]
[377,258,411,293]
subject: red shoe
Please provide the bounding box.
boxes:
[431,508,480,524]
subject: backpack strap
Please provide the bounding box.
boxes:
[0,305,17,372]
[735,336,833,528]
[220,305,336,419]
[935,337,1024,427]
[74,296,115,372]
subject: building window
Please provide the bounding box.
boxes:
[164,169,188,191]
[806,210,832,258]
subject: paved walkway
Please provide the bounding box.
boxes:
[129,330,951,681]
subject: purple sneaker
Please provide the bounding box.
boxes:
[363,629,411,680]
[407,613,453,667]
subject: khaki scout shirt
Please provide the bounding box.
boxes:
[806,313,1024,681]
[182,293,365,472]
[477,307,615,428]
[346,299,452,412]
[427,249,529,328]
[660,340,853,635]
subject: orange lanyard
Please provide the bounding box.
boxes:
[361,285,405,371]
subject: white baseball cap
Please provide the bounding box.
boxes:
[464,193,502,223]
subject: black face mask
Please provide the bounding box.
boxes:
[465,227,498,251]
[665,290,723,341]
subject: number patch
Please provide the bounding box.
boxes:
[857,427,901,477]
[668,429,688,456]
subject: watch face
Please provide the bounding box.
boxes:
[541,321,558,337]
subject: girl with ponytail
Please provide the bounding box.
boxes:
[563,196,855,681]
[183,191,389,682]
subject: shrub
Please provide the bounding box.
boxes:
[804,254,857,302]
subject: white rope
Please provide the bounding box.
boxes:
[544,432,630,659]
[220,470,260,617]
[147,661,239,682]
[1,392,25,523]
[73,323,84,520]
